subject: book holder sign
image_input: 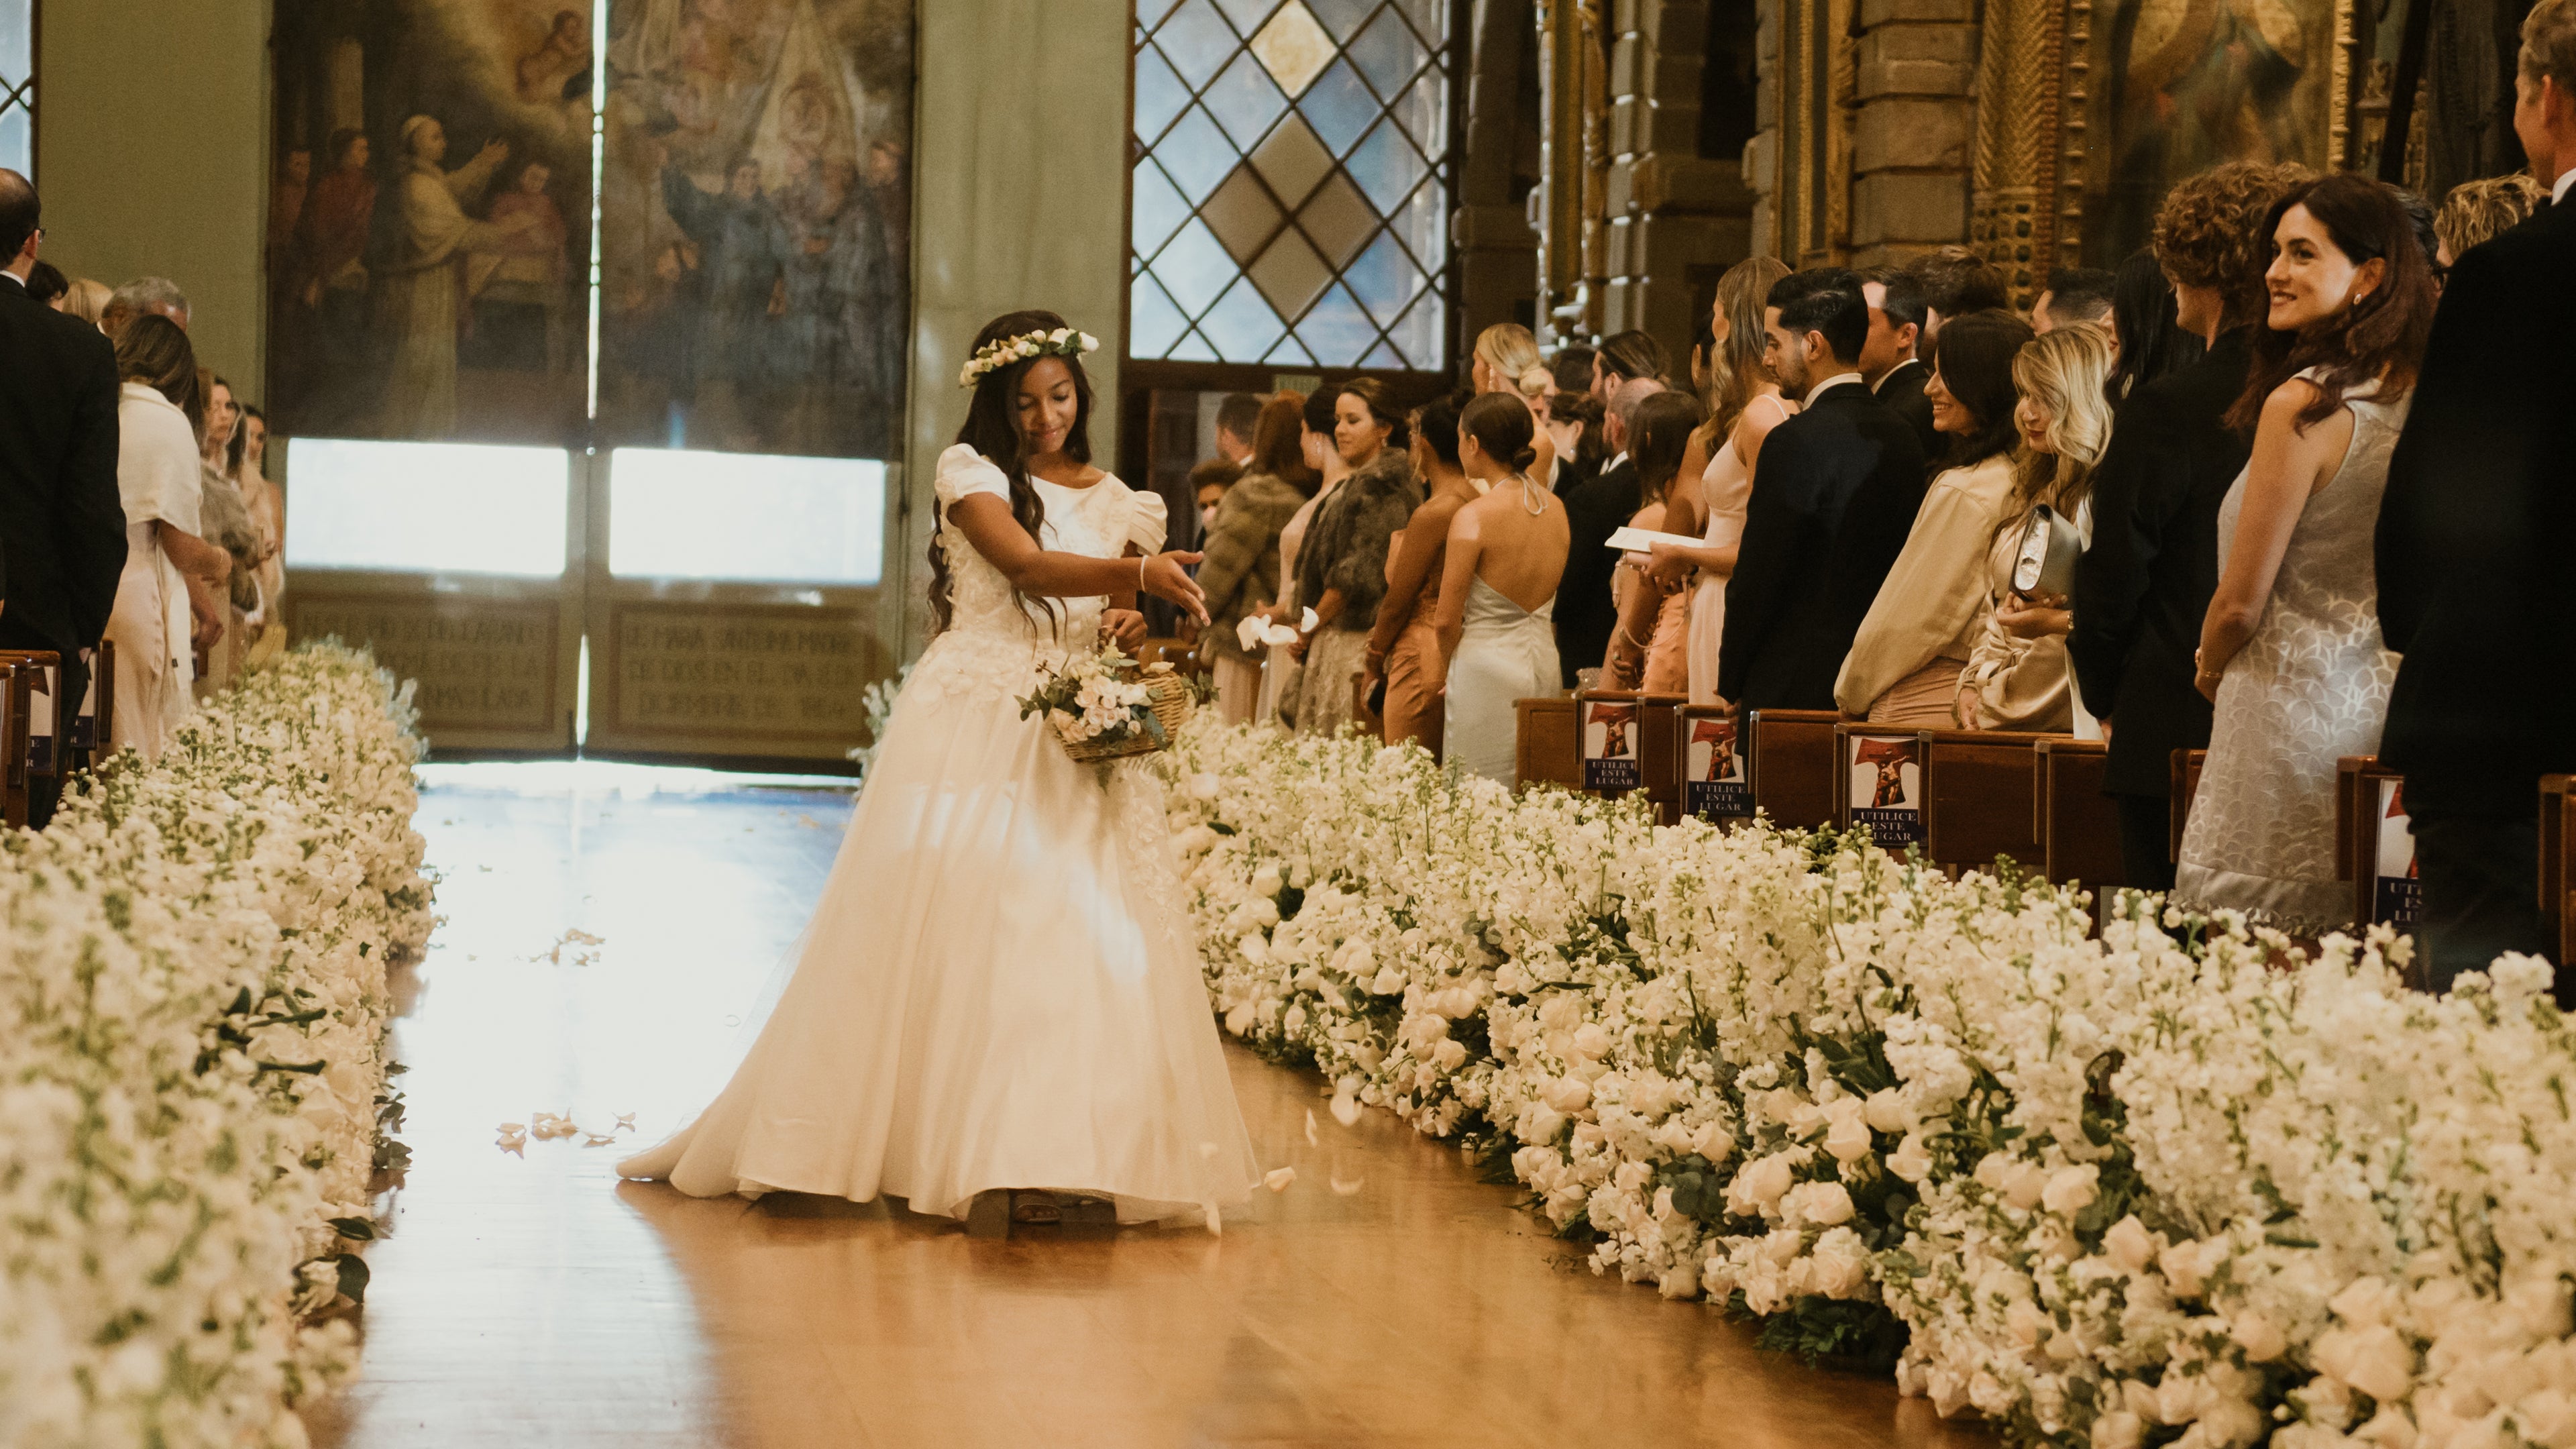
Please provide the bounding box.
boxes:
[2373,777,2420,929]
[1681,706,1750,821]
[1578,692,1643,796]
[1843,730,1923,849]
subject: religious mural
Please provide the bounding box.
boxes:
[598,0,913,460]
[268,0,598,445]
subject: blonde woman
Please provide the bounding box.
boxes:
[1471,322,1559,485]
[2429,172,2548,270]
[1956,323,2116,733]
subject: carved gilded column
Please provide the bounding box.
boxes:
[1968,0,2065,304]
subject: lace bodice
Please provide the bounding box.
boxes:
[912,443,1169,711]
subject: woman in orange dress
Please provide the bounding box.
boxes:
[1603,390,1708,692]
[1366,391,1478,753]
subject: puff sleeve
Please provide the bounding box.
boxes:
[934,443,1011,507]
[1124,486,1170,555]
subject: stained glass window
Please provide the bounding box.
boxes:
[0,0,34,178]
[1130,0,1450,369]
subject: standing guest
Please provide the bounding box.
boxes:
[58,277,113,327]
[1591,330,1668,401]
[2377,0,2576,987]
[1555,378,1662,685]
[2105,248,2204,403]
[1909,246,2009,344]
[1289,379,1420,737]
[1212,392,1263,466]
[101,276,190,336]
[1436,393,1569,784]
[1260,390,1350,727]
[1366,390,1478,753]
[1835,311,2035,724]
[229,404,288,668]
[1957,324,2116,733]
[1471,323,1560,482]
[2032,267,2117,333]
[107,318,232,764]
[1544,390,1607,499]
[2174,174,2436,937]
[1859,267,1939,464]
[1718,270,1929,711]
[2429,172,2550,270]
[2070,160,2311,891]
[1187,458,1239,547]
[1603,390,1707,692]
[23,258,66,307]
[193,374,263,696]
[0,169,126,826]
[1197,395,1315,726]
[1550,344,1597,396]
[1646,256,1794,705]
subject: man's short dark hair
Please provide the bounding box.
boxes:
[0,169,38,262]
[1910,246,2009,319]
[1870,266,1929,335]
[1768,268,1869,365]
[1214,392,1263,445]
[25,258,66,303]
[2039,266,2116,324]
[1550,345,1597,394]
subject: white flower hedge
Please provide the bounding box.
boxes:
[0,644,433,1448]
[1169,721,2576,1449]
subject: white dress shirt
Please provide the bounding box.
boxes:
[2554,167,2575,205]
[1803,372,1865,407]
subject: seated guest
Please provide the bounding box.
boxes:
[1603,390,1707,692]
[1718,269,1929,711]
[1367,390,1478,754]
[1860,266,1939,462]
[2430,172,2549,270]
[2033,267,2116,333]
[1957,323,2116,733]
[107,317,231,763]
[2376,0,2576,986]
[2106,248,2203,403]
[2070,160,2312,891]
[1835,311,2035,724]
[2174,173,2437,938]
[1909,245,2010,344]
[1555,378,1662,684]
[1436,394,1569,783]
[1544,390,1607,499]
[1197,395,1314,725]
[1591,329,1668,400]
[1290,378,1421,737]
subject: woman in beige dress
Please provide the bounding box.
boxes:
[105,319,231,763]
[1258,390,1350,727]
[1603,390,1707,692]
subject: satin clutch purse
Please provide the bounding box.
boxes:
[2010,505,2082,598]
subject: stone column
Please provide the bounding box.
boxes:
[1850,0,1977,269]
[1601,0,1752,364]
[1458,0,1542,353]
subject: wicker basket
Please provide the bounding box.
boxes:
[1060,669,1196,763]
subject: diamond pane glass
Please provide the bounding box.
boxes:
[1130,274,1191,358]
[1250,113,1335,209]
[1248,1,1336,95]
[1201,276,1287,360]
[1132,158,1193,259]
[1297,282,1380,361]
[0,0,28,78]
[1386,289,1443,369]
[1347,5,1426,99]
[1138,0,1186,28]
[1344,229,1424,325]
[1156,0,1238,87]
[1345,117,1426,214]
[1265,333,1320,366]
[1307,0,1378,41]
[1134,44,1191,144]
[1152,219,1240,315]
[1169,329,1220,362]
[1391,68,1446,154]
[1214,0,1281,33]
[1249,228,1334,319]
[0,104,24,178]
[1156,106,1237,199]
[1393,0,1442,42]
[1296,172,1377,265]
[1387,175,1447,272]
[1297,58,1379,155]
[1362,338,1404,370]
[1202,165,1285,264]
[1204,50,1289,150]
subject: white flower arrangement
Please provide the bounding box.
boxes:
[1162,716,2576,1449]
[957,325,1101,389]
[0,643,434,1447]
[1018,643,1196,760]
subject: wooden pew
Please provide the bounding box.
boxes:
[1917,729,2061,873]
[1514,696,1581,792]
[1678,704,1754,826]
[2544,776,2576,969]
[0,659,28,828]
[1572,690,1683,817]
[74,643,113,772]
[2034,739,2127,888]
[2168,748,2208,866]
[0,650,62,783]
[2334,756,2418,933]
[1748,708,1839,831]
[1833,721,1925,851]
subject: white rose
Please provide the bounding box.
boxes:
[1250,863,1283,896]
[1432,1038,1467,1071]
[2195,1395,2265,1449]
[1519,1103,1567,1143]
[2331,1275,2398,1329]
[1787,1179,1854,1227]
[2042,1163,2100,1216]
[1863,1087,1916,1135]
[2316,1324,2416,1405]
[2006,1295,2051,1348]
[1570,1022,1612,1059]
[1250,897,1281,927]
[2230,1309,2286,1362]
[1732,1152,1796,1212]
[2091,1410,2144,1449]
[2159,1238,2220,1299]
[1807,1226,1871,1297]
[1658,1262,1701,1300]
[2103,1214,2159,1275]
[1224,1001,1254,1036]
[1371,964,1406,995]
[1541,1076,1592,1114]
[2000,1159,2050,1211]
[1888,1130,1933,1183]
[1690,1120,1735,1163]
[1821,1095,1874,1163]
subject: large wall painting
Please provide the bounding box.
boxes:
[270,0,597,444]
[599,0,913,460]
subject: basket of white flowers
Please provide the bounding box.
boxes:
[1019,645,1197,763]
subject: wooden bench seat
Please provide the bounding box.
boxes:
[1748,708,1839,832]
[1916,729,2062,873]
[2034,738,2125,888]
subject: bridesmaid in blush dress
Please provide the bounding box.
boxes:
[1366,390,1479,754]
[1603,390,1707,691]
[1437,394,1570,783]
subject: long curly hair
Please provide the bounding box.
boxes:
[929,309,1094,635]
[2151,160,2316,333]
[2224,174,2438,435]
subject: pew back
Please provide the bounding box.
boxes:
[1748,709,1839,832]
[1515,698,1582,792]
[2034,739,2126,888]
[1917,730,2061,872]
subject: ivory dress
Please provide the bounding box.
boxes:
[2174,374,2408,936]
[105,383,203,763]
[1686,396,1788,704]
[621,444,1261,1224]
[1447,566,1562,785]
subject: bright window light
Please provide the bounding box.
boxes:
[608,450,884,586]
[284,439,570,576]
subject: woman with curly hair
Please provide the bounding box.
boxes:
[2430,172,2549,270]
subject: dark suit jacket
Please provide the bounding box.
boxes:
[1872,358,1941,466]
[1717,382,1927,709]
[2068,330,2253,798]
[0,279,125,659]
[2375,196,2576,819]
[1554,456,1637,686]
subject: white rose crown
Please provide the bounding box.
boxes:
[959,326,1102,388]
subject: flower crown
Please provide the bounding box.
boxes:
[958,327,1101,388]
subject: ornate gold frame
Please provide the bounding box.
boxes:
[1776,0,1856,266]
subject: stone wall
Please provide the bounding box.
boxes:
[1601,0,1752,365]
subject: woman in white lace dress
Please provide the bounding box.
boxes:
[622,311,1262,1234]
[2174,176,2438,936]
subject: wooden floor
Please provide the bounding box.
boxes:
[308,761,1990,1449]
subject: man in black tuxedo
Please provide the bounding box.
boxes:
[2070,160,2308,890]
[1717,270,1927,710]
[0,170,126,827]
[1554,378,1662,686]
[2375,7,2576,989]
[1860,268,1940,464]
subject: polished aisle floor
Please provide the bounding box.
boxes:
[308,761,1989,1449]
